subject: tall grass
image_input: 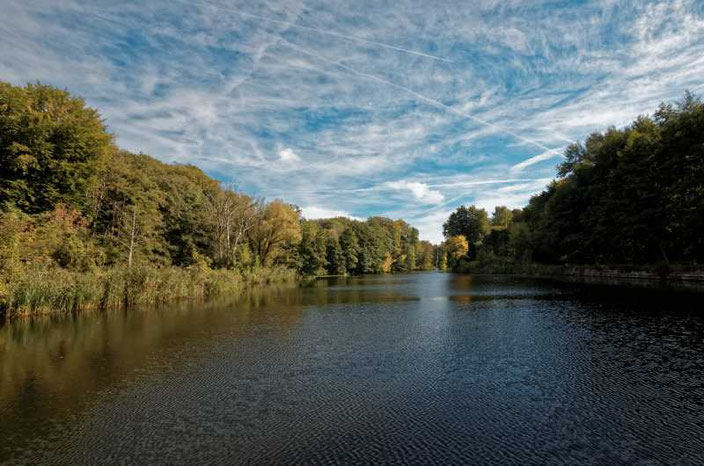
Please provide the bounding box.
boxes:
[0,265,297,318]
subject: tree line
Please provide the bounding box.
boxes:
[0,82,435,277]
[440,92,704,271]
[0,82,433,315]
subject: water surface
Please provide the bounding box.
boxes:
[1,273,704,464]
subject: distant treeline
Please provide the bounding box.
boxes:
[0,82,432,316]
[440,92,704,272]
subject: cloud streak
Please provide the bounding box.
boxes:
[281,39,562,156]
[511,148,565,173]
[183,0,453,62]
[2,0,702,243]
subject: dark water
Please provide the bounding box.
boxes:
[2,273,704,464]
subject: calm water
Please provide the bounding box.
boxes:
[1,273,704,464]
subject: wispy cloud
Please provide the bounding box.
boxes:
[184,0,453,62]
[2,0,702,243]
[511,148,565,173]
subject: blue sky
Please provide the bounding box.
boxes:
[2,0,703,242]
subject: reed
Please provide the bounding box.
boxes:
[0,265,298,318]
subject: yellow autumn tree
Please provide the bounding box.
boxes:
[445,235,469,266]
[248,200,302,266]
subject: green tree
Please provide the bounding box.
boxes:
[416,241,435,271]
[439,252,448,271]
[248,200,301,266]
[326,236,345,275]
[297,221,329,276]
[89,151,167,267]
[0,82,114,213]
[405,244,416,272]
[513,91,704,265]
[339,228,359,273]
[443,205,490,258]
[490,206,513,229]
[158,164,218,266]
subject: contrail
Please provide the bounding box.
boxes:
[184,0,453,63]
[283,40,561,156]
[252,178,547,196]
[427,178,552,188]
[409,178,553,217]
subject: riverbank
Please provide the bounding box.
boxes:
[0,265,297,319]
[464,260,704,283]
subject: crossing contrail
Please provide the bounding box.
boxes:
[185,0,453,63]
[282,41,561,156]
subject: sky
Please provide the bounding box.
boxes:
[2,0,703,243]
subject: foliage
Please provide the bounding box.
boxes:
[416,241,436,271]
[298,220,328,276]
[490,206,513,229]
[442,205,490,259]
[444,235,469,269]
[522,92,704,265]
[294,216,431,277]
[442,92,704,272]
[248,200,302,267]
[0,82,114,212]
[0,82,433,316]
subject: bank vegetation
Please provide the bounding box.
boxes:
[0,82,434,317]
[438,93,704,279]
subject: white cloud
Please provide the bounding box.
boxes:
[385,180,445,204]
[278,147,301,163]
[302,206,363,221]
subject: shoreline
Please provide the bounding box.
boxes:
[465,263,704,284]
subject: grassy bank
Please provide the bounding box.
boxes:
[0,265,297,319]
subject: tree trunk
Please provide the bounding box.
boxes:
[128,208,137,269]
[659,241,670,264]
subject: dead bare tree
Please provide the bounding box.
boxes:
[127,206,138,268]
[207,182,261,268]
[229,194,261,267]
[105,199,142,269]
[207,187,234,265]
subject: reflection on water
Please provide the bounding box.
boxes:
[1,273,703,464]
[0,285,305,459]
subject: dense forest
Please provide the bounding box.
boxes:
[439,92,704,273]
[0,82,433,317]
[3,82,701,315]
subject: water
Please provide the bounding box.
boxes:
[1,273,704,464]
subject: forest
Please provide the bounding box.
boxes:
[439,92,704,273]
[3,82,702,316]
[0,82,434,317]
